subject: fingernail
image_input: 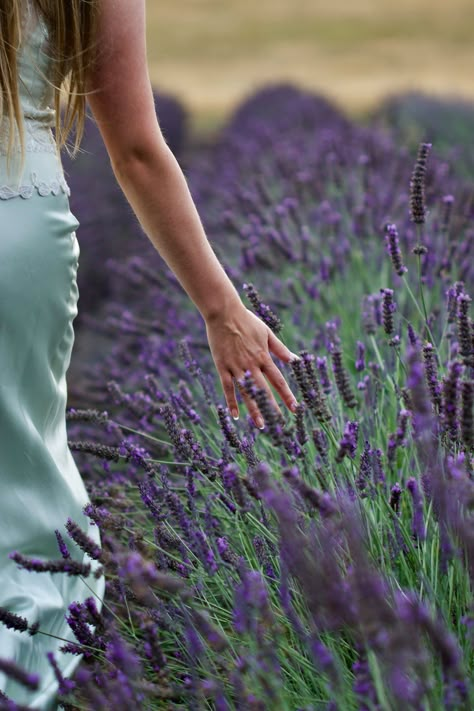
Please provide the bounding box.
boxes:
[290,401,298,412]
[231,409,239,420]
[255,416,265,429]
[289,352,301,362]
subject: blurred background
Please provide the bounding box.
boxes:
[145,0,474,135]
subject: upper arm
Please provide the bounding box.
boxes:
[85,0,166,167]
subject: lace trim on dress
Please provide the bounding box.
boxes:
[0,122,56,156]
[0,171,70,200]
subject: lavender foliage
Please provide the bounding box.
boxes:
[5,83,473,709]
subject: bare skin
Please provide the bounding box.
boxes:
[85,0,299,428]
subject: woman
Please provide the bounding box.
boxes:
[0,0,298,706]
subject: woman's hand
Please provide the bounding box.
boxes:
[205,303,299,428]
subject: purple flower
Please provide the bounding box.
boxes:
[384,222,407,276]
[253,535,277,580]
[361,295,377,335]
[441,360,463,442]
[46,652,76,695]
[282,466,337,517]
[422,342,442,412]
[407,322,419,346]
[295,402,308,446]
[0,658,40,691]
[406,343,433,444]
[446,281,464,324]
[292,351,331,422]
[380,288,396,336]
[440,194,455,235]
[330,344,358,409]
[190,608,229,652]
[389,483,402,513]
[243,282,283,334]
[356,441,373,497]
[316,356,332,394]
[335,420,359,463]
[233,568,272,635]
[406,477,426,542]
[460,379,473,451]
[352,643,380,710]
[107,631,142,677]
[387,409,411,465]
[54,529,71,559]
[456,293,473,367]
[8,551,92,578]
[65,518,103,561]
[355,340,366,372]
[312,428,329,464]
[216,537,229,555]
[371,448,386,486]
[217,404,242,450]
[409,142,432,225]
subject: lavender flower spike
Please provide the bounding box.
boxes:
[243,282,283,334]
[54,529,71,560]
[409,142,432,225]
[0,657,40,691]
[8,551,92,578]
[380,288,396,336]
[355,341,366,372]
[0,607,34,635]
[384,223,407,276]
[441,360,463,443]
[335,421,359,463]
[422,342,442,412]
[457,293,473,367]
[460,380,473,451]
[406,477,426,542]
[330,344,357,408]
[65,518,103,561]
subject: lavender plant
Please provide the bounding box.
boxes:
[2,84,473,710]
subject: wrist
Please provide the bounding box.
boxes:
[202,290,246,325]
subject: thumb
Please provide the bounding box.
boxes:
[267,329,300,363]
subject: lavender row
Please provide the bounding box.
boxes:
[1,84,472,710]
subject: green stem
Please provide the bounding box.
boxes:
[369,335,397,394]
[416,224,430,325]
[393,345,407,377]
[401,275,438,356]
[111,421,174,449]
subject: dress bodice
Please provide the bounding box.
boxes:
[0,0,70,199]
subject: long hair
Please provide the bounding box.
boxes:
[0,0,99,164]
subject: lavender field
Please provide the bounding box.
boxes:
[2,84,474,710]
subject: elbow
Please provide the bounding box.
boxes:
[109,133,171,184]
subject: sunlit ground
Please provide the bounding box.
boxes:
[146,0,474,132]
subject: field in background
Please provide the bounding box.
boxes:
[145,0,474,133]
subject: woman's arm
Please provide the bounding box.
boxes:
[85,0,298,427]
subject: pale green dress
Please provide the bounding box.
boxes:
[0,2,105,708]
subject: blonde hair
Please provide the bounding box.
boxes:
[0,0,99,164]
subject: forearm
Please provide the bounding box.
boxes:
[111,141,243,322]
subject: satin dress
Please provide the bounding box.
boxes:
[0,2,105,708]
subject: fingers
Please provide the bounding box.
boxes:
[261,358,298,413]
[221,363,297,429]
[234,376,266,429]
[216,325,300,428]
[268,329,300,364]
[221,372,240,420]
[221,369,278,429]
[247,370,284,421]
